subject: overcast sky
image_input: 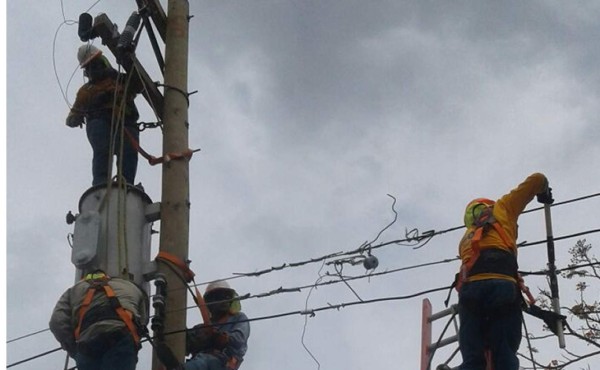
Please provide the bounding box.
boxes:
[6,1,600,369]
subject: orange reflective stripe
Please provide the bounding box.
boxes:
[74,288,97,340]
[102,285,140,345]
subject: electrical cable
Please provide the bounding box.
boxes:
[521,313,538,370]
[10,233,600,346]
[10,193,600,363]
[6,328,51,344]
[300,262,327,370]
[193,192,600,285]
[7,284,451,368]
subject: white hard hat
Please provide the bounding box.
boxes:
[77,44,103,68]
[204,280,234,296]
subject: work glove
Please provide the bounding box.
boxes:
[190,324,212,355]
[212,330,229,349]
[186,324,215,355]
[536,187,554,205]
[66,114,84,128]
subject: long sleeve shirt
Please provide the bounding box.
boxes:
[49,277,148,354]
[459,172,549,283]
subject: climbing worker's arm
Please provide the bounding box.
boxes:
[65,85,92,128]
[498,172,549,221]
[224,313,250,351]
[49,288,77,356]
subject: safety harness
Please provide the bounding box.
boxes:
[460,199,516,283]
[153,252,243,370]
[74,273,140,347]
[445,199,520,306]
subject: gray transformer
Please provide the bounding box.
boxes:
[70,184,160,292]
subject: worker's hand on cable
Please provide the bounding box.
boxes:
[536,187,554,205]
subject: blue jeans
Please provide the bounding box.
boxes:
[86,117,139,186]
[184,353,226,370]
[458,279,522,370]
[74,333,138,370]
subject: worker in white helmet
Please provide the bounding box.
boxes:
[66,44,143,186]
[184,280,250,370]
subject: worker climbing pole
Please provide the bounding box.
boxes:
[153,0,191,368]
[52,0,194,369]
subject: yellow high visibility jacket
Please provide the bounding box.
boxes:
[458,172,548,283]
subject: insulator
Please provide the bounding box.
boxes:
[363,255,379,270]
[66,211,76,225]
[78,13,94,41]
[152,295,165,309]
[117,12,141,49]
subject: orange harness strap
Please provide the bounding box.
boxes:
[156,251,195,282]
[74,287,97,340]
[155,251,211,324]
[74,279,140,346]
[465,219,516,272]
[124,129,198,166]
[102,284,141,345]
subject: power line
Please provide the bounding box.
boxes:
[9,193,600,362]
[6,328,51,344]
[7,284,451,368]
[9,226,600,346]
[192,192,600,286]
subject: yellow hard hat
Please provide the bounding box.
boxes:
[464,198,495,228]
[77,44,103,68]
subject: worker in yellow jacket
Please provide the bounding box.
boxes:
[457,173,553,370]
[66,44,143,186]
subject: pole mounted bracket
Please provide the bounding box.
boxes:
[90,13,165,120]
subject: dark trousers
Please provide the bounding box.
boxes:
[86,118,139,186]
[75,332,138,370]
[458,279,522,370]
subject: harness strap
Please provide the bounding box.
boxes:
[465,218,516,273]
[102,284,141,345]
[74,278,140,347]
[74,287,97,340]
[124,129,198,166]
[156,251,195,282]
[155,252,210,323]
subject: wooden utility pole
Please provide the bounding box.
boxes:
[153,0,190,368]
